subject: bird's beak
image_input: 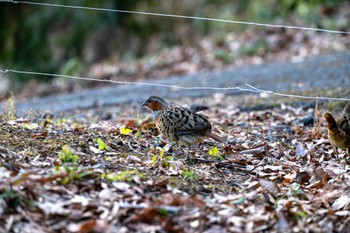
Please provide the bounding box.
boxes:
[141,100,148,106]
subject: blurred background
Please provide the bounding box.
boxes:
[0,0,349,101]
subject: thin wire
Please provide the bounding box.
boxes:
[2,0,349,35]
[0,69,238,91]
[1,69,350,102]
[243,84,350,101]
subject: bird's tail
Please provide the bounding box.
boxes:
[324,112,338,131]
[207,132,226,143]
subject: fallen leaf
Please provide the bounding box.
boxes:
[259,179,280,194]
[120,127,132,135]
[98,189,114,200]
[113,182,130,191]
[332,195,350,211]
[295,144,308,157]
[126,155,143,164]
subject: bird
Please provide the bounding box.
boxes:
[142,96,224,159]
[324,103,350,157]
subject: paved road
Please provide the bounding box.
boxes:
[12,51,350,115]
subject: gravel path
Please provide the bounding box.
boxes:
[12,51,350,115]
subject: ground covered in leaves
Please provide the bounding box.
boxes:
[1,97,350,233]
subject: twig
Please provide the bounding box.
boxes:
[127,139,145,156]
[240,146,266,155]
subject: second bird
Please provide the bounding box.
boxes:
[324,103,350,157]
[142,96,224,159]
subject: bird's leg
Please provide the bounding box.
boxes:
[164,142,176,153]
[334,146,339,160]
[185,144,191,160]
[164,142,177,160]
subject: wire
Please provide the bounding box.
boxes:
[1,69,349,102]
[1,0,349,35]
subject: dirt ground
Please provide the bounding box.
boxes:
[1,93,350,232]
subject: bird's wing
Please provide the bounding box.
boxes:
[161,107,211,136]
[338,115,350,135]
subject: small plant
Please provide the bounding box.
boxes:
[181,169,199,181]
[134,129,142,138]
[97,138,109,151]
[1,98,17,121]
[208,147,219,156]
[159,147,165,159]
[55,165,90,185]
[0,189,24,208]
[151,155,158,165]
[60,165,78,184]
[291,183,302,195]
[240,39,267,56]
[295,210,308,219]
[151,148,170,167]
[58,145,79,163]
[207,183,217,192]
[102,170,138,182]
[208,146,224,160]
[214,49,234,64]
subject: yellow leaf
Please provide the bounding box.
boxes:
[120,127,132,135]
[208,147,219,156]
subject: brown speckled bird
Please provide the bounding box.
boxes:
[324,103,350,156]
[142,96,224,159]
